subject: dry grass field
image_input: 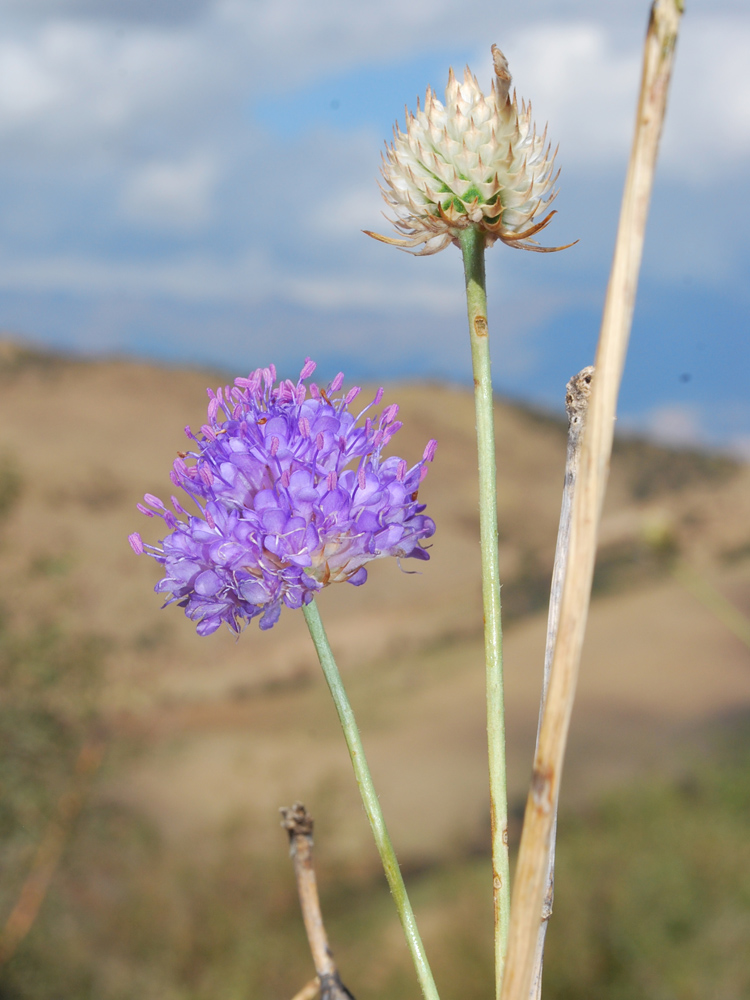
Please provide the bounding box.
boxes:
[1,339,749,998]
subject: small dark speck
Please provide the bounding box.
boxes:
[330,99,340,111]
[679,372,692,383]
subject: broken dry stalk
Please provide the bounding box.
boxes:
[290,979,321,1000]
[529,367,593,1000]
[501,3,684,999]
[280,803,354,1000]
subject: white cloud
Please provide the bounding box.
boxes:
[120,154,219,229]
[215,0,456,84]
[640,404,706,448]
[0,249,460,313]
[0,39,64,119]
[0,0,746,457]
[307,182,386,239]
[4,0,212,24]
[1,4,747,182]
[0,251,270,301]
[498,23,642,166]
[475,15,750,176]
[0,18,232,154]
[661,15,750,177]
[286,274,459,312]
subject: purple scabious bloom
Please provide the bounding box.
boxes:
[130,358,437,635]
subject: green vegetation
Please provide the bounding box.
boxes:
[612,437,738,500]
[0,342,73,383]
[514,402,740,502]
[0,455,22,523]
[592,533,678,596]
[0,613,105,912]
[544,722,750,999]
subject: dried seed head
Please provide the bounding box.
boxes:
[366,45,573,255]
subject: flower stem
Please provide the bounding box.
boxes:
[302,598,440,1000]
[458,225,510,999]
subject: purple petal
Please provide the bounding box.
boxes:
[130,358,436,635]
[194,570,223,596]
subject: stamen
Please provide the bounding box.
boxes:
[300,357,317,380]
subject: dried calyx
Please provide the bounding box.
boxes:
[366,45,575,255]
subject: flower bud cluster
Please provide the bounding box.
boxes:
[130,359,437,634]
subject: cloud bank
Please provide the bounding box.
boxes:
[0,0,747,452]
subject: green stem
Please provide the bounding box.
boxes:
[458,225,510,998]
[302,599,440,1000]
[672,562,750,650]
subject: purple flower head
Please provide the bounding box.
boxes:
[131,359,437,635]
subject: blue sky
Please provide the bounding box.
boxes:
[0,0,748,454]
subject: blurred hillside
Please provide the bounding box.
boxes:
[0,341,749,998]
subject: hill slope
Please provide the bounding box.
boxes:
[0,340,749,865]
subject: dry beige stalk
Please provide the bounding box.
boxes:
[290,978,321,1000]
[529,366,594,1000]
[500,3,684,999]
[280,803,355,1000]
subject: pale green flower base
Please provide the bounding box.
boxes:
[302,599,441,1000]
[458,225,511,999]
